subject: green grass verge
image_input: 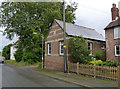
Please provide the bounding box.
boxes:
[33,67,118,86]
[5,60,41,67]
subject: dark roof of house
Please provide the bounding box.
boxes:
[105,17,120,30]
[55,19,105,41]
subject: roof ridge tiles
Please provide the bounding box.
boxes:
[55,19,105,41]
[55,19,95,30]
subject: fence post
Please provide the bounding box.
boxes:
[94,63,96,78]
[77,62,79,74]
[118,66,120,88]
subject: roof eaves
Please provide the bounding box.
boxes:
[68,35,105,42]
[104,18,120,30]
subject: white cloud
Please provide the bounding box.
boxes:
[66,0,120,37]
[0,27,17,50]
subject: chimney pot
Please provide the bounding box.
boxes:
[112,3,116,7]
[111,3,119,21]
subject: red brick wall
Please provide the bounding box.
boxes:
[45,20,106,71]
[45,56,64,71]
[45,21,64,71]
[86,40,106,60]
[105,28,120,62]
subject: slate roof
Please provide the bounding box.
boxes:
[105,18,120,30]
[55,19,105,41]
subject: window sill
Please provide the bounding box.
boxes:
[59,54,64,56]
[115,55,120,57]
[47,54,51,56]
[101,48,105,50]
[114,38,120,40]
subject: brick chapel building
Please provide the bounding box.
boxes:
[105,3,120,62]
[45,19,105,71]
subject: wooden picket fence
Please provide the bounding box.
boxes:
[68,62,120,81]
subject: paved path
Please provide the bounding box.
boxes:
[2,64,86,87]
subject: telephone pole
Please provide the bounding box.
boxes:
[42,34,44,69]
[63,0,67,73]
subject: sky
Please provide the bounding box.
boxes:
[0,0,120,50]
[68,0,120,36]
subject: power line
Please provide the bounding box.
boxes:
[77,4,110,15]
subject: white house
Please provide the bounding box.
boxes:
[0,50,2,57]
[10,41,18,60]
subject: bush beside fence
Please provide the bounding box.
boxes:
[68,62,120,81]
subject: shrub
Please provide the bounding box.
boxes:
[89,60,103,65]
[68,36,92,63]
[27,59,34,64]
[103,60,120,67]
[94,50,103,60]
[2,44,12,60]
[88,60,120,67]
[22,51,39,64]
[14,49,23,62]
[38,62,42,68]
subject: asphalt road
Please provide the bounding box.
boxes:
[0,64,2,89]
[2,64,87,88]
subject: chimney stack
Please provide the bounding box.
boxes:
[118,1,120,16]
[111,3,119,21]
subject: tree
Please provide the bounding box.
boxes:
[1,2,77,39]
[1,2,78,62]
[2,44,12,60]
[0,51,2,56]
[68,36,92,63]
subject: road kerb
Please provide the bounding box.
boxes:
[31,69,101,89]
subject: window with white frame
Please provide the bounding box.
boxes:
[115,45,120,56]
[48,43,51,55]
[59,41,64,55]
[114,26,120,39]
[88,42,92,55]
[101,45,105,50]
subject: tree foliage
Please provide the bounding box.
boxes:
[1,2,77,39]
[0,51,2,56]
[68,36,92,63]
[2,44,12,60]
[1,2,78,62]
[14,47,23,62]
